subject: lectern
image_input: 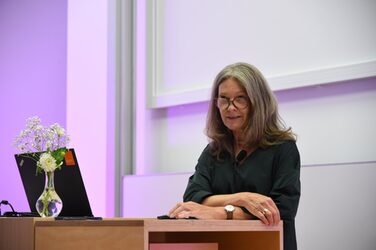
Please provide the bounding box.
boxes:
[0,218,283,250]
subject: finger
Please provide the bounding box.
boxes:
[243,204,264,222]
[258,198,280,225]
[257,210,269,225]
[248,205,269,225]
[244,202,270,225]
[172,206,189,218]
[262,208,274,225]
[265,200,280,225]
[262,205,281,226]
[256,204,269,219]
[176,210,191,219]
[271,207,280,225]
[168,203,180,216]
[168,202,185,218]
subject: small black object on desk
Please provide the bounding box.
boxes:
[55,216,102,220]
[157,214,197,220]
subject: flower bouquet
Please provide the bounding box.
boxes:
[14,116,70,217]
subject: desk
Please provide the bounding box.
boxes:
[0,218,283,250]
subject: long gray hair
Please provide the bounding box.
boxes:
[205,62,296,158]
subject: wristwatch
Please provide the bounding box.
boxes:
[224,204,235,220]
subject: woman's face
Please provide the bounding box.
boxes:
[217,78,250,136]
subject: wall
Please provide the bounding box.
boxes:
[146,0,376,108]
[1,1,375,248]
[133,0,376,174]
[126,76,376,250]
[126,0,376,249]
[123,158,376,250]
[133,77,376,174]
[0,0,117,218]
[66,0,117,217]
[0,0,67,212]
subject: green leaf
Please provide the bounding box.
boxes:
[51,148,67,166]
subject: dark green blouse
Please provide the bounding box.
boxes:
[183,140,301,250]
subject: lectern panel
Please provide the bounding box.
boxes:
[149,232,279,250]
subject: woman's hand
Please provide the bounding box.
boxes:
[168,201,225,220]
[228,192,280,225]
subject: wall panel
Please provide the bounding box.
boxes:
[145,0,376,108]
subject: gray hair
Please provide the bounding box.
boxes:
[206,62,295,157]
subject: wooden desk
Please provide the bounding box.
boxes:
[0,218,283,250]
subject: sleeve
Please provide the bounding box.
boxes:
[270,141,301,221]
[183,146,214,203]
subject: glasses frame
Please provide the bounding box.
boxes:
[216,96,249,110]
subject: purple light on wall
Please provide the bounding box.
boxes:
[0,0,67,212]
[166,102,209,146]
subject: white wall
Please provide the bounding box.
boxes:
[126,1,376,250]
[135,77,376,174]
[296,162,376,250]
[135,0,376,174]
[62,0,376,248]
[123,161,376,249]
[146,0,376,107]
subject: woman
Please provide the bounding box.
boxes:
[168,62,301,250]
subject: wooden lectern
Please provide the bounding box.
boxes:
[0,218,283,250]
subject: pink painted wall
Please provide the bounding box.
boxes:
[0,0,67,213]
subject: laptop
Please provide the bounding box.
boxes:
[15,149,94,218]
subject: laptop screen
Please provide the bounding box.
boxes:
[15,149,93,217]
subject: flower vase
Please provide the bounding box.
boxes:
[36,171,63,217]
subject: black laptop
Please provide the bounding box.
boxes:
[15,149,94,217]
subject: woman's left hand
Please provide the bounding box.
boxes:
[227,192,280,225]
[168,201,224,220]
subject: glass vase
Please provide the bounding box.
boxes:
[36,171,63,217]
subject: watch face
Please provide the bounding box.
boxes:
[225,204,235,212]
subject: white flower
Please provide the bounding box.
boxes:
[26,116,41,129]
[14,116,69,153]
[14,116,70,175]
[50,123,65,137]
[37,153,58,172]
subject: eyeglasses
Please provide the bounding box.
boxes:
[216,96,249,110]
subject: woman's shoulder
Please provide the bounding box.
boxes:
[278,139,298,149]
[197,144,211,161]
[272,140,300,160]
[262,139,299,155]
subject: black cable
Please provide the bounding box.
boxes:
[0,200,16,217]
[0,200,39,217]
[1,200,15,212]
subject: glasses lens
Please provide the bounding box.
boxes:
[217,97,227,109]
[234,97,248,109]
[217,97,248,109]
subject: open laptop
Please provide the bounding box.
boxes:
[15,149,95,218]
